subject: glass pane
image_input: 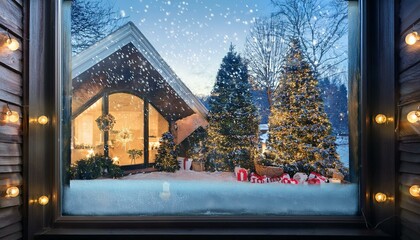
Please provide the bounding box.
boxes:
[63,0,359,216]
[148,104,169,164]
[71,98,103,163]
[108,93,144,166]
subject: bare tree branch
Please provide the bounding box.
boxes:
[245,17,287,107]
[71,0,127,55]
[271,0,348,78]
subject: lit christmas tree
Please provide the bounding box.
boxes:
[268,40,347,177]
[205,45,259,171]
[155,132,180,172]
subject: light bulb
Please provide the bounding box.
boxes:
[405,31,419,45]
[38,196,49,205]
[6,38,19,51]
[7,111,19,123]
[375,114,387,124]
[409,185,420,197]
[37,115,49,125]
[375,192,387,203]
[5,186,19,198]
[407,111,419,123]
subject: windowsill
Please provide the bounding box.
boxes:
[35,227,392,239]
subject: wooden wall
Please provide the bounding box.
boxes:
[398,0,420,240]
[0,0,23,239]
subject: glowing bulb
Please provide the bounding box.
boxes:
[407,111,419,123]
[7,111,19,123]
[375,192,387,203]
[86,149,95,158]
[5,187,19,198]
[38,196,49,205]
[6,38,19,51]
[112,156,119,164]
[409,185,420,197]
[37,115,49,125]
[405,31,419,45]
[375,114,387,124]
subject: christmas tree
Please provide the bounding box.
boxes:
[155,132,180,172]
[205,45,259,171]
[268,40,347,177]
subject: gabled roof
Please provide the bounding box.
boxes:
[71,21,208,121]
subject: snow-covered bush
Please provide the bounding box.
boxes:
[69,154,124,179]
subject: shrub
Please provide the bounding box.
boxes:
[69,154,124,179]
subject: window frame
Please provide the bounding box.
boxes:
[23,0,398,239]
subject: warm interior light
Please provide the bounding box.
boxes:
[375,114,387,124]
[409,185,420,197]
[5,186,19,198]
[407,110,420,123]
[6,38,19,51]
[375,192,387,203]
[37,115,49,125]
[38,196,49,205]
[405,31,419,45]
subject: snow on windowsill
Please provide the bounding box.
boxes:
[63,170,358,216]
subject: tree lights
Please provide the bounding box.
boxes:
[267,39,346,177]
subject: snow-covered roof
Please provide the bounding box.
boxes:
[71,21,208,120]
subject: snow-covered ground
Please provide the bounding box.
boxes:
[63,169,358,216]
[63,136,354,216]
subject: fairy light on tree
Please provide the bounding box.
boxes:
[205,45,259,172]
[268,39,347,177]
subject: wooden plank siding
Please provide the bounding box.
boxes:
[0,0,23,239]
[399,0,420,240]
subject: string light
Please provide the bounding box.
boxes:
[1,103,19,123]
[374,114,387,124]
[5,187,20,198]
[407,106,420,123]
[409,185,420,197]
[0,31,19,51]
[37,115,49,125]
[38,196,49,205]
[405,23,420,45]
[374,192,387,203]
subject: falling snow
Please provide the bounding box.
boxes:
[112,0,271,95]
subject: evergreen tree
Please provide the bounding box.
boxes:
[205,45,259,171]
[268,40,347,177]
[155,132,180,172]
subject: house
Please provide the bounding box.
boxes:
[0,0,419,239]
[70,22,208,167]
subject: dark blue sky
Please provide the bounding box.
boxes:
[113,0,274,95]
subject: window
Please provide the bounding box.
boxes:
[61,0,360,216]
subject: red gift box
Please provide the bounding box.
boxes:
[236,168,248,182]
[307,178,321,185]
[308,172,328,183]
[250,173,268,183]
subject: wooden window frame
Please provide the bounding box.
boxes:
[23,0,398,239]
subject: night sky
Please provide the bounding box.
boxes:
[113,0,274,96]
